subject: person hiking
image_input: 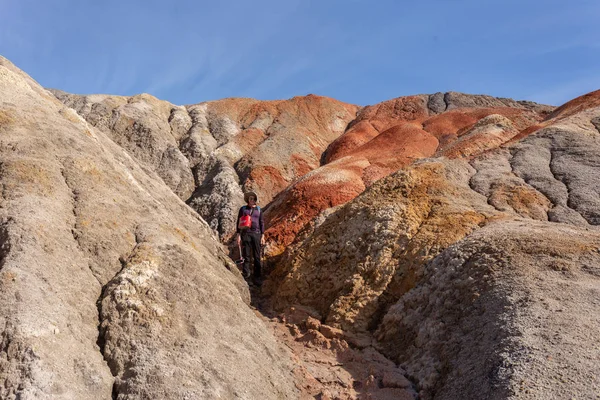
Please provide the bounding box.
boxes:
[236,191,265,284]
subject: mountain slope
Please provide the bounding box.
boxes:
[3,53,599,399]
[0,56,299,400]
[51,89,359,241]
[265,89,600,398]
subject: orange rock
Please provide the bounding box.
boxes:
[354,95,430,132]
[319,325,344,340]
[510,89,600,143]
[265,123,439,254]
[263,96,550,258]
[423,107,544,141]
[325,120,380,163]
[545,89,600,121]
[264,159,367,256]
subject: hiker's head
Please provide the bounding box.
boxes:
[244,191,258,205]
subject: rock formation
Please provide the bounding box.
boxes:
[1,53,599,399]
[51,90,358,242]
[376,221,600,399]
[0,56,298,400]
[263,94,553,257]
[267,89,600,397]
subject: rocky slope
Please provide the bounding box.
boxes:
[266,90,600,398]
[50,86,555,258]
[0,56,299,399]
[51,89,358,242]
[2,52,599,400]
[263,94,553,257]
[376,221,600,399]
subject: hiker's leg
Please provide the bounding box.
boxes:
[241,234,252,278]
[250,232,262,278]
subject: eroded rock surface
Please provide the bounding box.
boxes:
[256,305,419,400]
[266,90,600,398]
[265,158,498,333]
[376,221,600,399]
[52,90,359,242]
[3,52,599,400]
[264,94,552,256]
[52,88,553,254]
[0,56,298,400]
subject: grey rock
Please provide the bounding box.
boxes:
[0,56,299,400]
[469,149,551,220]
[511,125,600,226]
[376,221,600,399]
[168,106,192,142]
[52,93,358,241]
[592,116,600,133]
[427,92,446,114]
[443,91,552,112]
[187,158,244,238]
[50,90,196,200]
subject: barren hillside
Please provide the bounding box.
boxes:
[1,55,598,399]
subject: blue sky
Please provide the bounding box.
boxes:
[1,0,598,106]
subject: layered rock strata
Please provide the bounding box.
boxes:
[266,90,600,398]
[4,51,599,399]
[51,90,359,241]
[264,94,553,256]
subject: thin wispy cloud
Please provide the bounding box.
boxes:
[1,0,599,106]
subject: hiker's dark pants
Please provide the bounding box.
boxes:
[242,231,262,278]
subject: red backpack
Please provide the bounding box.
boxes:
[238,206,259,230]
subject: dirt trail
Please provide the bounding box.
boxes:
[247,283,419,400]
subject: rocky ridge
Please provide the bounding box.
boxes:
[0,56,299,399]
[51,89,358,242]
[263,94,552,257]
[2,52,599,400]
[266,90,600,398]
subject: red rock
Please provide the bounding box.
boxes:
[437,114,519,159]
[245,165,289,206]
[354,96,430,132]
[264,122,438,255]
[213,95,359,204]
[381,372,411,389]
[510,89,600,143]
[325,120,380,163]
[296,330,331,349]
[320,325,344,340]
[326,96,430,163]
[305,316,321,331]
[423,107,530,136]
[545,89,600,121]
[264,159,367,256]
[262,95,553,259]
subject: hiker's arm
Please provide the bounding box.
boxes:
[236,208,243,245]
[236,207,243,234]
[260,210,265,245]
[258,210,265,235]
[259,208,264,235]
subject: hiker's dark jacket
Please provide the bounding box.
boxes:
[236,205,264,234]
